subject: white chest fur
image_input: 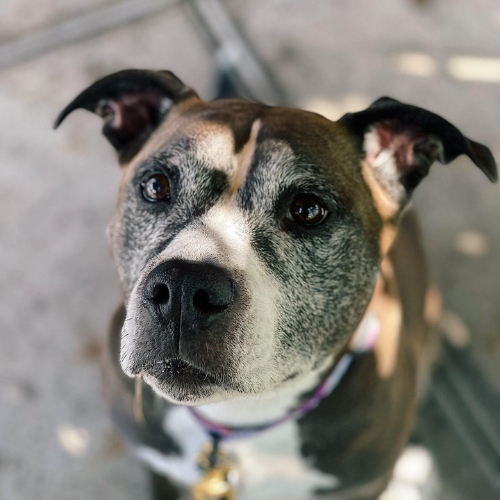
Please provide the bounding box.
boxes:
[137,366,339,500]
[138,406,338,500]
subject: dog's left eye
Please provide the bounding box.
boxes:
[288,194,329,226]
[141,173,170,202]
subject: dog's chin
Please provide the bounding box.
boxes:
[141,359,235,406]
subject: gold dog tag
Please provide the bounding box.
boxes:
[192,442,238,500]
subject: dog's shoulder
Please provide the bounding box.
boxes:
[296,209,432,495]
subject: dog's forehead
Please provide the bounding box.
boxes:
[135,100,353,177]
[123,99,380,236]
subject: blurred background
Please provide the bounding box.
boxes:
[1,0,499,499]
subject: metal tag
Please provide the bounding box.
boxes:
[192,442,239,500]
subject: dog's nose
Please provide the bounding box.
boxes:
[144,261,234,326]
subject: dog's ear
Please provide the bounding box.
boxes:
[54,69,198,164]
[340,97,497,206]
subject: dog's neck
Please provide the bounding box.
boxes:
[195,356,334,426]
[193,308,380,428]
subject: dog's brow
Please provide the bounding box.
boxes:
[228,119,261,197]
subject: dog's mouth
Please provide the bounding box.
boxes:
[144,358,218,385]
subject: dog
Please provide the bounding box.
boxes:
[55,69,497,500]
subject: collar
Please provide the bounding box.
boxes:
[188,311,380,442]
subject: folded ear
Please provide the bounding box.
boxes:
[54,69,198,164]
[339,97,497,205]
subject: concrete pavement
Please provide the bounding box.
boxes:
[1,1,499,499]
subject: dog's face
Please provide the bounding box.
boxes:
[56,70,496,404]
[107,102,382,404]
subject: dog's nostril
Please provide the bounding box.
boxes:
[151,283,170,305]
[193,289,229,315]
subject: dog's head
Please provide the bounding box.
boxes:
[56,70,496,404]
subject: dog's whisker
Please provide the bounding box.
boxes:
[133,373,145,425]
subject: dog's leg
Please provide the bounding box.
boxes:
[149,469,181,500]
[379,445,439,500]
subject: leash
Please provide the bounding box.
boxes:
[189,311,380,500]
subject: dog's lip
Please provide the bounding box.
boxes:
[144,357,218,384]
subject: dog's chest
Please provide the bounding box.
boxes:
[137,406,338,500]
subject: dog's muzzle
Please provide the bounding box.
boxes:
[123,259,244,392]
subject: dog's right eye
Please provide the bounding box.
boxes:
[141,174,170,202]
